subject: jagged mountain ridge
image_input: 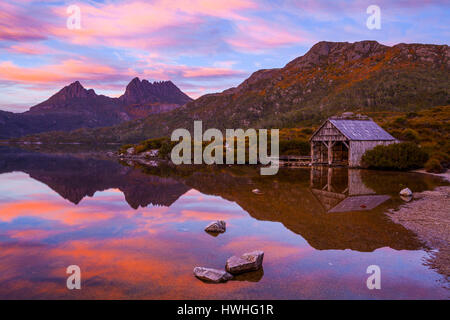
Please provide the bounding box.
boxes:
[119,77,191,105]
[0,78,192,139]
[16,40,450,143]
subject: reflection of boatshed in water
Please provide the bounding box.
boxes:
[310,167,390,213]
[310,113,397,167]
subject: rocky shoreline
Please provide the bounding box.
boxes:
[107,148,166,167]
[387,185,450,285]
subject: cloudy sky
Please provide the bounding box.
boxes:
[0,0,448,112]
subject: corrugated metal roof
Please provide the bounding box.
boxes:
[329,119,395,141]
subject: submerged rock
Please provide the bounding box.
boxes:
[400,188,413,197]
[205,220,226,233]
[193,267,233,283]
[226,250,264,274]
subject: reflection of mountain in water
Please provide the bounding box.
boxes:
[2,147,444,252]
[176,167,424,252]
[0,147,189,208]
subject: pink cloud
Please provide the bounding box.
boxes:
[7,43,56,55]
[131,56,246,81]
[226,20,308,52]
[0,53,245,104]
[49,0,257,50]
[0,0,308,68]
[0,59,129,84]
[143,65,245,79]
[0,2,49,41]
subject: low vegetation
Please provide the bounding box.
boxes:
[424,158,445,173]
[119,132,312,162]
[119,137,175,159]
[368,106,449,170]
[119,106,449,171]
[362,142,429,170]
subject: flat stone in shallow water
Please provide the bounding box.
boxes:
[204,220,226,233]
[252,189,263,195]
[226,250,264,274]
[193,267,233,283]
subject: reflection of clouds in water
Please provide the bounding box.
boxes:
[0,163,448,299]
[134,194,248,234]
[222,235,313,261]
[0,179,248,245]
[0,228,277,298]
[0,172,54,201]
[0,174,310,298]
[0,199,111,225]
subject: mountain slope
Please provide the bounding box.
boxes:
[18,40,450,143]
[0,79,192,139]
[179,41,449,129]
[0,109,102,138]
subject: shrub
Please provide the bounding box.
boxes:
[399,128,419,142]
[362,142,429,170]
[279,139,310,155]
[158,140,177,159]
[119,137,172,157]
[431,107,442,113]
[118,144,134,154]
[134,137,166,153]
[406,112,419,118]
[425,158,445,173]
[301,128,313,135]
[394,116,407,125]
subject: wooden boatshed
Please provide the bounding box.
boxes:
[310,114,397,167]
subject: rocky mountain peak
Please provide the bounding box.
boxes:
[119,78,192,105]
[58,81,97,99]
[26,81,99,113]
[285,40,388,70]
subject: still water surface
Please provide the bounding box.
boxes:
[0,147,448,299]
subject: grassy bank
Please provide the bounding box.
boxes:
[119,105,449,170]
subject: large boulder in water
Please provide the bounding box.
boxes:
[225,250,264,274]
[204,220,226,233]
[193,267,233,283]
[400,188,412,197]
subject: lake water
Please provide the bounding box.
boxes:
[0,147,448,299]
